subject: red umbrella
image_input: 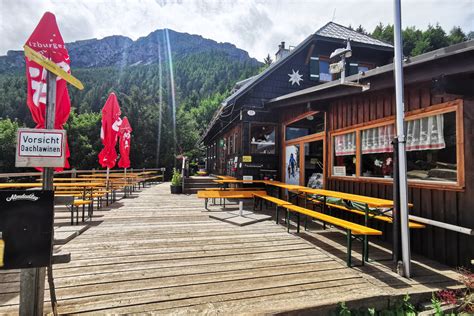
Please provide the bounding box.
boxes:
[24,12,71,169]
[98,93,122,168]
[118,117,132,168]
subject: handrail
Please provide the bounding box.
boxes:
[0,168,166,179]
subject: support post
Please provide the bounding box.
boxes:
[393,0,411,278]
[19,71,57,316]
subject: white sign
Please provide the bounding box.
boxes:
[333,166,347,177]
[247,110,256,116]
[15,128,66,167]
[329,61,343,74]
[243,175,253,184]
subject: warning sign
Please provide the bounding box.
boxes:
[15,128,66,167]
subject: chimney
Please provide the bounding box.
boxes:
[275,41,290,61]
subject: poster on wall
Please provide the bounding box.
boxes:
[285,145,300,185]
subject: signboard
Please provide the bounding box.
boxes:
[0,190,54,269]
[242,156,252,163]
[329,61,344,74]
[15,128,66,167]
[243,175,253,184]
[333,166,347,177]
[23,45,84,90]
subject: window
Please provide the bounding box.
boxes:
[333,132,356,176]
[250,124,275,154]
[329,100,464,188]
[304,140,324,188]
[361,124,395,178]
[285,112,324,141]
[309,57,332,82]
[405,112,457,182]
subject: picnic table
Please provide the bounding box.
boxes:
[297,188,421,260]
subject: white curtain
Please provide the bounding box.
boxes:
[362,124,395,154]
[334,133,356,156]
[405,114,445,151]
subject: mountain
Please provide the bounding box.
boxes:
[0,29,262,171]
[0,29,259,72]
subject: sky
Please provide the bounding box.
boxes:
[0,0,472,61]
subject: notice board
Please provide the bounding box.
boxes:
[0,190,54,269]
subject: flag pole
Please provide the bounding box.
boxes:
[124,167,128,197]
[393,0,411,278]
[106,167,110,205]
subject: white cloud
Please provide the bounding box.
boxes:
[0,0,472,60]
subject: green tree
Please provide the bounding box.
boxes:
[263,54,273,66]
[448,26,467,45]
[65,111,101,169]
[0,118,20,172]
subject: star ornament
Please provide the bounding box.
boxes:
[288,69,303,86]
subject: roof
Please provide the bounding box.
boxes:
[315,22,393,48]
[201,22,394,143]
[267,40,474,107]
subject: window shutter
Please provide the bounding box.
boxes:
[348,63,359,76]
[309,57,320,82]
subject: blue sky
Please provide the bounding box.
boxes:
[0,0,472,60]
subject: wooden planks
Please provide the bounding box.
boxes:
[0,182,463,314]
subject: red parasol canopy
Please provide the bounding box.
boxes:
[118,117,132,168]
[98,92,122,168]
[24,11,71,169]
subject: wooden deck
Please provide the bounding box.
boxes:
[0,183,463,315]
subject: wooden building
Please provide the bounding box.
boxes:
[201,22,474,267]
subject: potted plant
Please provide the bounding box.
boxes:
[170,168,182,194]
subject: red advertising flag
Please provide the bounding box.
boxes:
[118,117,132,168]
[98,93,122,168]
[24,12,71,168]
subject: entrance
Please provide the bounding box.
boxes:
[282,111,325,187]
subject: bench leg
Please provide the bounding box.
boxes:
[297,213,300,233]
[205,198,208,210]
[304,215,308,231]
[275,205,279,224]
[347,229,353,267]
[76,206,79,225]
[286,210,290,233]
[363,236,368,264]
[69,205,73,225]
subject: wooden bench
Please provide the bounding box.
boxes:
[282,204,382,267]
[252,192,292,224]
[204,187,266,191]
[306,197,425,229]
[197,190,264,210]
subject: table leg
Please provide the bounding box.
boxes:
[322,196,327,230]
[364,204,369,262]
[346,229,352,267]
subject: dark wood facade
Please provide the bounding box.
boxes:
[202,25,473,268]
[277,83,473,268]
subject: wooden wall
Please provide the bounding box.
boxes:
[277,83,473,268]
[326,84,473,268]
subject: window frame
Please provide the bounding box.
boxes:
[249,122,278,155]
[328,99,465,191]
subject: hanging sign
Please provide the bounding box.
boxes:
[333,166,346,177]
[247,110,256,116]
[242,155,252,162]
[15,128,66,167]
